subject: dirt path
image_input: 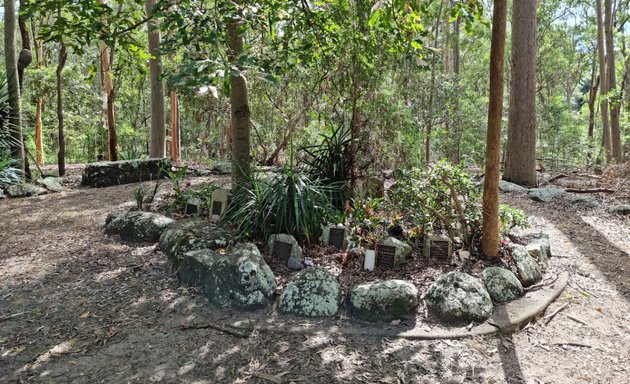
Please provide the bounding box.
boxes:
[1,177,628,383]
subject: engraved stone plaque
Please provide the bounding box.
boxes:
[212,200,223,216]
[377,245,396,268]
[328,227,345,249]
[431,239,451,259]
[272,241,293,263]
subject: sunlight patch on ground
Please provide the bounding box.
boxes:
[22,339,77,372]
[581,216,630,255]
[93,267,125,281]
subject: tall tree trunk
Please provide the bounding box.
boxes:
[4,0,24,174]
[98,0,118,161]
[170,88,180,161]
[596,0,612,161]
[588,72,600,163]
[424,1,444,163]
[33,20,44,165]
[605,0,622,162]
[227,21,251,187]
[146,0,165,158]
[504,0,538,187]
[481,0,508,259]
[56,43,67,176]
[17,0,32,178]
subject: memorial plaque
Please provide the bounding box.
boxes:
[377,245,396,268]
[212,201,223,216]
[430,239,451,259]
[185,203,199,215]
[272,241,293,262]
[328,227,345,249]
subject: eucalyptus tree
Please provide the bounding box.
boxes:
[146,0,166,158]
[4,0,25,174]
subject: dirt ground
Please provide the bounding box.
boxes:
[1,167,629,384]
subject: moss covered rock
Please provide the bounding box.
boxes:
[425,272,493,323]
[350,280,418,322]
[279,268,340,317]
[105,211,174,242]
[159,219,232,269]
[511,244,542,287]
[482,267,524,303]
[81,158,170,187]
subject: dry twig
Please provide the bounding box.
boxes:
[543,303,568,325]
[180,323,250,338]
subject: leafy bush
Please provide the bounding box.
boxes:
[499,205,529,235]
[221,169,338,244]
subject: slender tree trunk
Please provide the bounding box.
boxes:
[227,21,251,187]
[424,1,444,163]
[146,0,165,158]
[504,0,538,187]
[605,0,622,162]
[56,43,67,176]
[4,0,24,174]
[97,0,118,162]
[33,21,44,165]
[481,0,508,259]
[588,72,600,163]
[597,0,612,161]
[170,88,180,161]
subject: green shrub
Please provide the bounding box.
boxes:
[221,169,338,244]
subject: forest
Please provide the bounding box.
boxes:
[0,1,629,383]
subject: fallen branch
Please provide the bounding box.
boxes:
[0,311,28,322]
[566,315,588,326]
[180,323,250,338]
[543,303,568,325]
[564,188,615,194]
[554,342,592,348]
[541,173,569,186]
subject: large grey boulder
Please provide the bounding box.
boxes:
[267,233,303,261]
[178,244,276,310]
[105,211,174,242]
[81,158,170,188]
[608,204,630,215]
[350,280,418,322]
[159,219,232,269]
[36,177,63,192]
[527,188,566,203]
[212,161,232,175]
[425,272,493,323]
[499,180,528,193]
[5,183,47,197]
[567,195,599,208]
[511,244,542,287]
[482,267,524,303]
[279,268,340,317]
[525,233,552,270]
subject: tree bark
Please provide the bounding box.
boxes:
[504,0,538,187]
[4,0,25,174]
[227,21,251,187]
[56,43,67,176]
[97,0,118,161]
[605,0,622,162]
[481,0,508,258]
[596,0,612,161]
[33,20,44,165]
[170,88,180,161]
[146,0,165,158]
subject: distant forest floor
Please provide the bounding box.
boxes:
[1,165,628,384]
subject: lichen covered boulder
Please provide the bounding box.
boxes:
[177,249,221,288]
[425,272,493,323]
[511,244,542,287]
[350,280,418,322]
[608,204,630,215]
[207,243,276,310]
[279,267,340,317]
[527,188,566,203]
[5,183,47,197]
[499,180,528,193]
[525,233,552,270]
[81,158,170,187]
[482,267,524,303]
[159,219,232,268]
[36,177,63,192]
[105,211,174,242]
[567,195,599,208]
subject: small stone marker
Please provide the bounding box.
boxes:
[185,197,202,215]
[211,188,229,220]
[377,244,397,268]
[424,234,452,259]
[328,227,346,249]
[272,241,293,263]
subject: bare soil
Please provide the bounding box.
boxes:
[1,167,628,384]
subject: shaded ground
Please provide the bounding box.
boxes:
[1,168,628,383]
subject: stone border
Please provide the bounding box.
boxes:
[228,272,568,340]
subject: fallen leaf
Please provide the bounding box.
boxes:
[79,311,92,319]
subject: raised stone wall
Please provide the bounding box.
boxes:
[81,158,170,187]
